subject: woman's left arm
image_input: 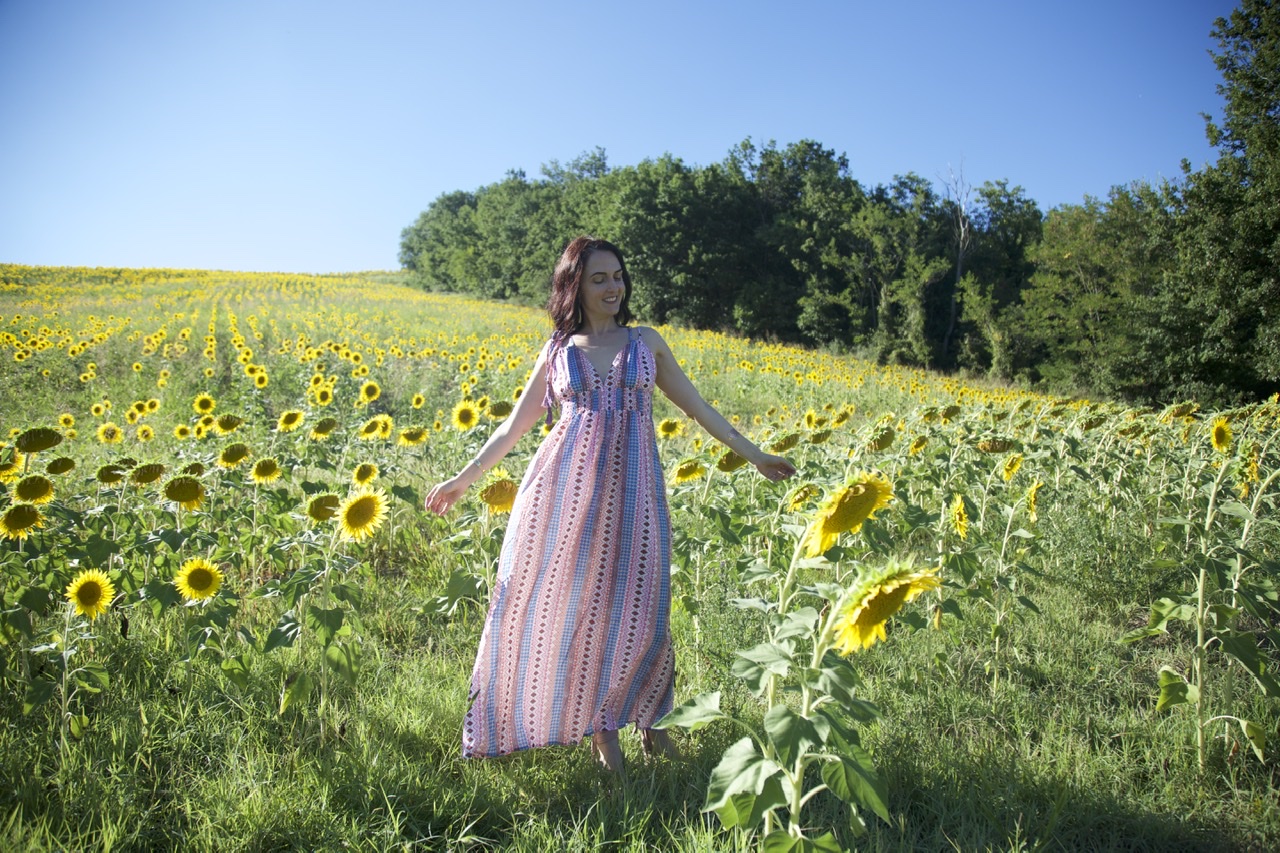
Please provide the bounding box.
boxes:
[641,327,796,483]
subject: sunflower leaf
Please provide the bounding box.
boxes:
[22,678,56,714]
[703,737,783,814]
[764,704,821,766]
[773,606,821,641]
[657,691,726,732]
[1218,630,1280,698]
[1156,666,1198,711]
[821,744,891,823]
[306,605,345,647]
[714,775,786,831]
[1238,719,1266,761]
[1217,501,1254,521]
[279,671,315,714]
[263,612,301,653]
[324,640,361,686]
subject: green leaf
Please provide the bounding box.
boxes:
[821,744,891,823]
[23,678,56,714]
[1239,718,1265,761]
[1218,631,1280,697]
[1156,666,1199,711]
[391,484,421,507]
[773,606,820,642]
[810,831,844,853]
[141,577,183,616]
[1217,501,1254,520]
[732,641,795,695]
[703,737,783,814]
[263,611,301,653]
[1016,595,1040,614]
[221,655,251,690]
[305,605,345,647]
[279,671,315,714]
[69,713,89,739]
[713,774,786,831]
[1121,627,1166,644]
[79,662,109,690]
[17,585,53,615]
[1149,597,1194,630]
[761,830,803,853]
[764,704,821,766]
[657,691,726,732]
[324,639,361,686]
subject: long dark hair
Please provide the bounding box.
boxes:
[546,236,635,336]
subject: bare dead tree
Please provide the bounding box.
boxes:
[940,163,973,364]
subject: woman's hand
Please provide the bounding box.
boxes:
[424,475,469,516]
[754,453,796,483]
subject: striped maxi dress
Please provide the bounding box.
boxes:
[462,327,674,757]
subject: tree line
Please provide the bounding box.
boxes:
[401,1,1279,408]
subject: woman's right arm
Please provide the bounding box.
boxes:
[423,346,551,516]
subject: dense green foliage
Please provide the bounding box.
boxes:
[401,1,1280,409]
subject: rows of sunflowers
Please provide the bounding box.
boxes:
[1,264,1278,849]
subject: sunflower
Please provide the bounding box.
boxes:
[802,472,894,557]
[16,426,62,454]
[277,410,305,432]
[130,463,166,485]
[716,449,749,472]
[0,451,23,483]
[374,413,394,439]
[0,503,44,539]
[1211,417,1232,454]
[15,475,55,504]
[97,422,123,444]
[657,418,683,439]
[949,494,969,540]
[163,475,205,509]
[65,569,115,620]
[306,493,341,522]
[96,463,126,485]
[830,558,941,654]
[808,429,832,445]
[46,456,76,476]
[314,386,334,406]
[866,425,895,452]
[786,483,820,512]
[1001,453,1023,482]
[940,404,961,422]
[360,380,381,403]
[310,416,338,440]
[674,459,706,484]
[90,403,106,418]
[451,400,480,432]
[398,426,428,447]
[410,393,425,409]
[336,488,389,542]
[976,437,1013,454]
[136,425,155,442]
[214,414,243,435]
[193,393,216,415]
[908,435,928,455]
[352,462,379,485]
[251,457,282,484]
[217,442,251,469]
[770,433,800,453]
[487,400,514,421]
[479,478,518,514]
[174,557,223,601]
[1026,481,1042,524]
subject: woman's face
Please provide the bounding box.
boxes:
[577,250,625,323]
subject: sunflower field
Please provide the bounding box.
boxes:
[1,264,1278,851]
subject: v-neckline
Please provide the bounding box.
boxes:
[571,330,631,384]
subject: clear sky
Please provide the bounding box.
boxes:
[0,0,1237,274]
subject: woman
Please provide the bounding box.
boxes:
[424,237,795,773]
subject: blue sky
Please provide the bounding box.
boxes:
[0,0,1236,273]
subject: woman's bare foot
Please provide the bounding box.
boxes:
[640,728,679,760]
[592,731,625,773]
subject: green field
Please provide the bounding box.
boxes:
[1,266,1277,851]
